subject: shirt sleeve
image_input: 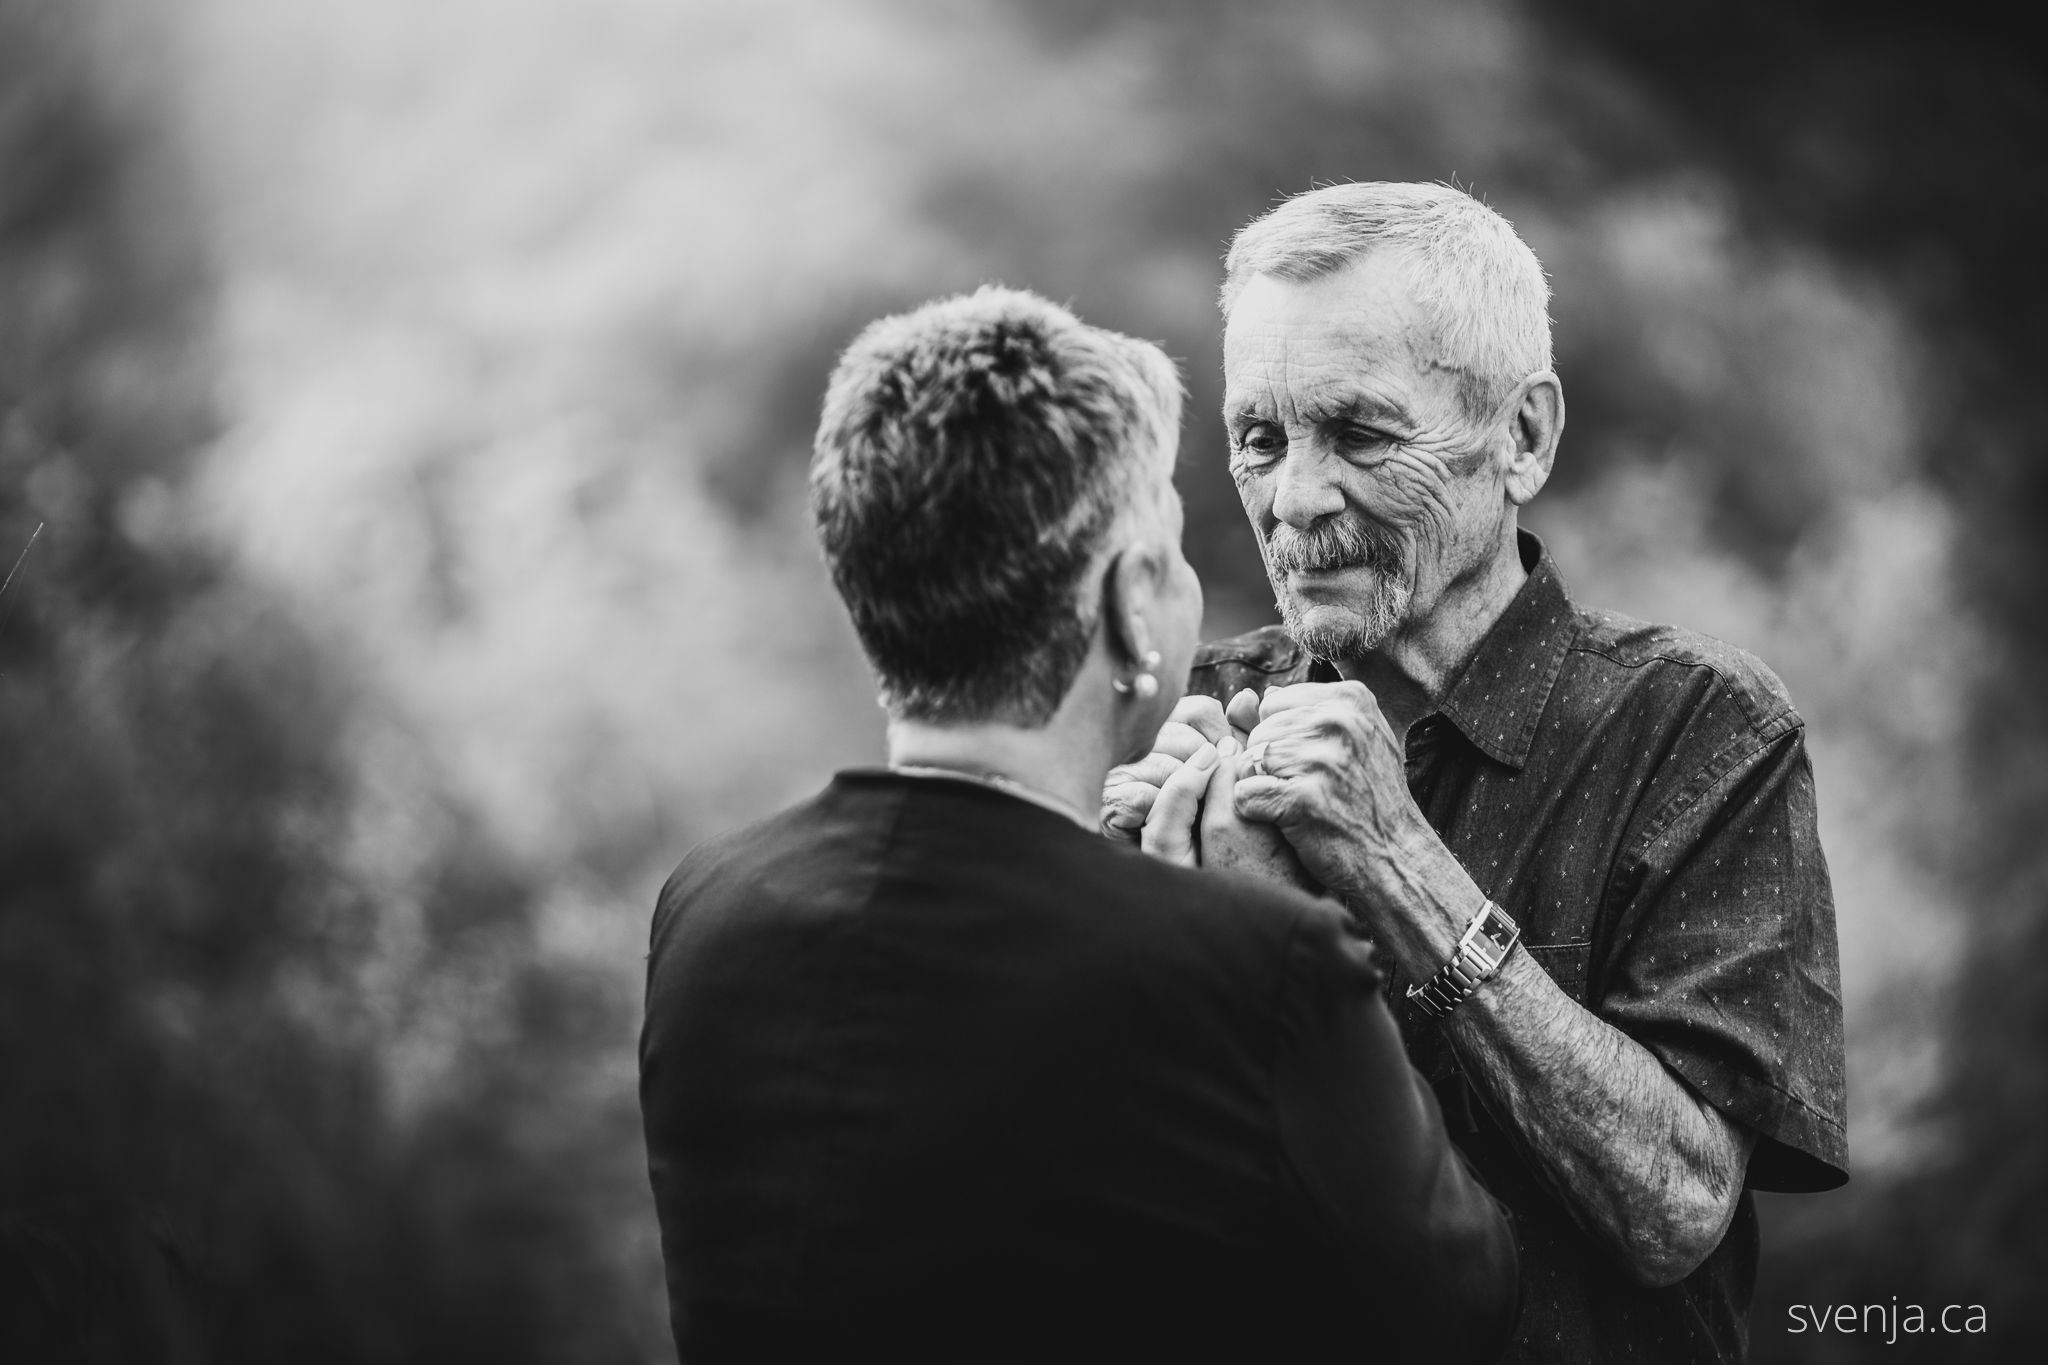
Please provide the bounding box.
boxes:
[1598,722,1848,1192]
[1271,903,1521,1362]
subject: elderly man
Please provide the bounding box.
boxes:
[1107,182,1847,1363]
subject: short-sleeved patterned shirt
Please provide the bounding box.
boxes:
[1187,530,1847,1365]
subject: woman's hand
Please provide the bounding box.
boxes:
[1101,694,1235,842]
[1129,723,1323,899]
[1137,741,1219,866]
[1112,688,1320,895]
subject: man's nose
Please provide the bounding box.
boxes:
[1269,443,1347,529]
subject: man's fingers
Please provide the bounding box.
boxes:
[1258,679,1377,720]
[1224,687,1262,738]
[1141,741,1219,866]
[1243,707,1328,759]
[1168,694,1231,745]
[1232,773,1295,825]
[1240,718,1318,777]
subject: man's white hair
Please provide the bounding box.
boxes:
[1221,181,1553,420]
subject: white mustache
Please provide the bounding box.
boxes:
[1265,519,1403,576]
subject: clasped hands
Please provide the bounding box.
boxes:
[1101,679,1428,904]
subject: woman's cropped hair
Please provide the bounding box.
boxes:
[811,286,1182,726]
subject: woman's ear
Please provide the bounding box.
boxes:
[1505,373,1564,506]
[1102,539,1167,667]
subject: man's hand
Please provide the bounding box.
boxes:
[1100,694,1239,842]
[1231,680,1437,902]
[1224,681,1755,1285]
[1222,685,1262,739]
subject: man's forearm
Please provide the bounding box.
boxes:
[1216,677,1758,1283]
[1444,949,1753,1286]
[1338,832,1752,1287]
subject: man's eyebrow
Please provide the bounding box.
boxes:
[1221,390,1418,431]
[1221,389,1265,415]
[1316,395,1416,430]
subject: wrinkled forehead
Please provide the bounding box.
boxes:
[1221,256,1439,412]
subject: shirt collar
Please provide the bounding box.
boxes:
[1431,529,1577,771]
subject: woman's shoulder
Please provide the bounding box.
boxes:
[1068,850,1386,1023]
[1077,839,1356,953]
[652,774,908,932]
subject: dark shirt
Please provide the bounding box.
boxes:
[1188,531,1847,1365]
[641,770,1518,1363]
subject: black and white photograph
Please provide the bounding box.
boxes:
[2,1,2041,1361]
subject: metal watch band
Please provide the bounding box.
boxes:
[1406,899,1520,1020]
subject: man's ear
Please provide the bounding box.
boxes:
[1505,372,1563,507]
[1103,540,1166,666]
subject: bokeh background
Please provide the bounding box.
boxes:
[3,0,2042,1360]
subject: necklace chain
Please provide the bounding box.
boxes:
[888,763,1098,833]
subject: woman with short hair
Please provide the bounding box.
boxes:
[638,286,1517,1363]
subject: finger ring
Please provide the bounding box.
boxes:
[1244,744,1269,778]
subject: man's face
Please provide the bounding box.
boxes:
[1221,251,1509,661]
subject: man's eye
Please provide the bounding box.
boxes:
[1338,425,1395,456]
[1235,424,1285,461]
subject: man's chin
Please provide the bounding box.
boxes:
[1278,604,1383,661]
[1274,579,1411,660]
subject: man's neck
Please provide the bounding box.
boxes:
[1334,534,1529,736]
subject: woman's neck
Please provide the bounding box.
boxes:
[886,715,1112,831]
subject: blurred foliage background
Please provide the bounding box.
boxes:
[2,0,2042,1360]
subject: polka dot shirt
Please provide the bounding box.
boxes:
[1189,531,1846,1365]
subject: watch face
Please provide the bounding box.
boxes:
[1474,904,1519,954]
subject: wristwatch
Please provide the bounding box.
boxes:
[1406,899,1520,1020]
